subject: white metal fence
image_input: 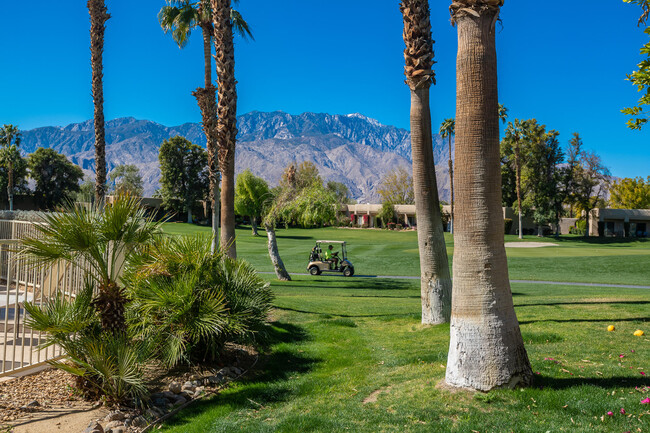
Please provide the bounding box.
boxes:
[0,220,87,376]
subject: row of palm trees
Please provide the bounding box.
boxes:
[401,0,532,391]
[88,0,244,257]
[84,0,531,392]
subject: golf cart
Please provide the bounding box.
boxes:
[307,240,355,277]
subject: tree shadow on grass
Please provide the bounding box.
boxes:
[274,305,419,319]
[288,278,415,291]
[164,321,319,428]
[517,300,650,308]
[520,317,649,325]
[534,374,650,390]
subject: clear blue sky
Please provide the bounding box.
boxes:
[0,1,648,179]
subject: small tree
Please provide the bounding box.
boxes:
[377,166,414,204]
[109,164,144,197]
[377,202,395,228]
[0,124,23,211]
[159,136,209,223]
[234,169,270,235]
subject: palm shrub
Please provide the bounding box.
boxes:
[20,197,163,403]
[23,284,150,404]
[20,197,163,333]
[126,235,273,366]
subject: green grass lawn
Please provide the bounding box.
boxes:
[162,223,650,286]
[160,275,650,433]
[156,224,650,432]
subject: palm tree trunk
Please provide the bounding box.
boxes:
[515,143,523,239]
[192,20,220,253]
[265,224,290,281]
[401,0,452,325]
[448,135,454,234]
[213,0,238,259]
[446,1,532,391]
[88,0,110,206]
[251,217,258,236]
[411,88,452,325]
[7,161,13,212]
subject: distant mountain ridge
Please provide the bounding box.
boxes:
[19,111,453,202]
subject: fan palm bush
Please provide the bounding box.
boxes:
[126,235,273,366]
[20,197,163,403]
[20,196,164,333]
[23,284,150,404]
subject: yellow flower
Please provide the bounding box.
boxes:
[607,325,615,332]
[633,329,644,337]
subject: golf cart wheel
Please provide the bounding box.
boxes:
[309,266,321,276]
[343,267,354,277]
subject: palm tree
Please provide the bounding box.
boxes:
[21,197,163,334]
[87,0,110,206]
[212,0,250,259]
[0,124,21,211]
[498,103,509,124]
[400,0,452,325]
[446,0,532,391]
[159,1,251,253]
[504,119,527,239]
[439,118,455,233]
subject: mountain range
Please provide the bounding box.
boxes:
[19,111,454,202]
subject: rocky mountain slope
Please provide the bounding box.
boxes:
[20,112,454,202]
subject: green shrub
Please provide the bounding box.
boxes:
[504,218,513,234]
[24,285,150,404]
[126,235,273,366]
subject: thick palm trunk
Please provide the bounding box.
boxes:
[515,144,523,239]
[88,0,110,206]
[213,0,237,259]
[411,88,452,324]
[193,20,220,253]
[446,0,532,391]
[448,135,454,234]
[401,0,452,325]
[265,224,290,281]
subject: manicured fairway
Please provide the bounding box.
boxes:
[160,275,650,433]
[162,224,650,286]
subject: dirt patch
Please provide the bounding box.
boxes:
[505,242,559,248]
[362,386,392,404]
[11,406,108,433]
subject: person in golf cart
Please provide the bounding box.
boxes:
[323,244,339,269]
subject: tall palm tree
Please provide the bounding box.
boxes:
[446,0,532,391]
[159,1,251,253]
[439,118,455,233]
[212,0,250,259]
[0,124,21,211]
[504,119,527,239]
[400,0,452,325]
[88,0,110,206]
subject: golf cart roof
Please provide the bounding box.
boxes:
[316,240,346,244]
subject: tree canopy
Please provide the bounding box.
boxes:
[609,176,650,209]
[377,166,414,204]
[623,0,650,129]
[28,148,83,209]
[109,164,144,197]
[234,169,270,234]
[158,136,209,221]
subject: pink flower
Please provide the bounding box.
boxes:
[619,354,625,358]
[631,349,636,353]
[620,408,626,414]
[641,398,650,404]
[607,411,614,416]
[641,371,646,376]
